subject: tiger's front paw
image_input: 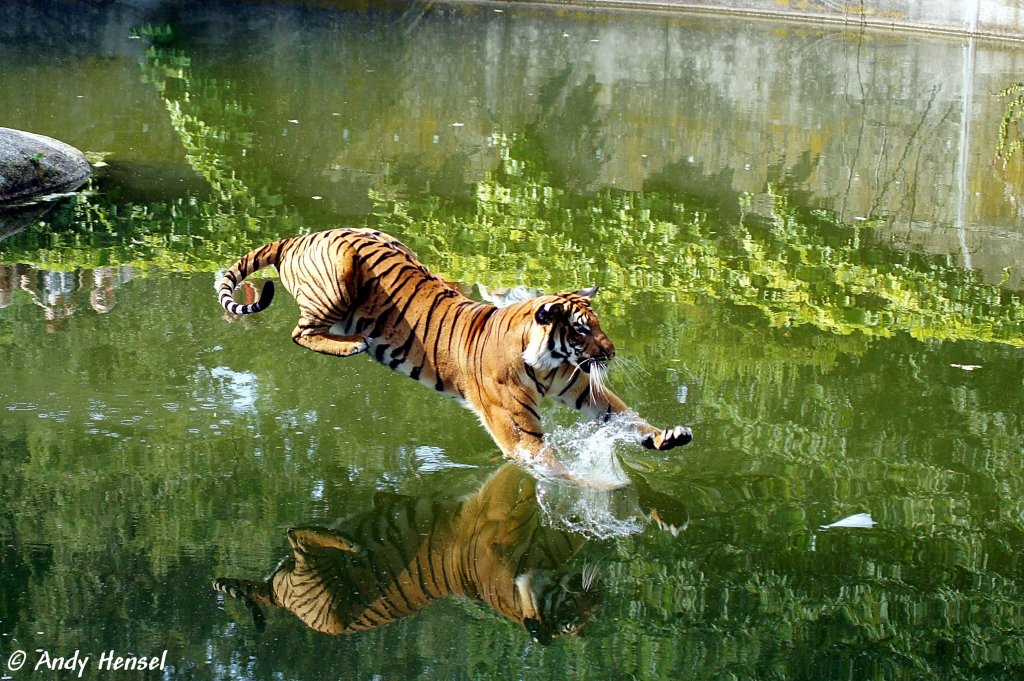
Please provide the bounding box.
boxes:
[641,426,693,451]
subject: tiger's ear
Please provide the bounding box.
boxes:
[535,302,563,325]
[575,286,599,299]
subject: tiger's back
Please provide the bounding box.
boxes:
[218,228,496,398]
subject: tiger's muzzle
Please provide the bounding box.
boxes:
[580,350,613,373]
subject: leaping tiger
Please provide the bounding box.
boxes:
[216,228,692,480]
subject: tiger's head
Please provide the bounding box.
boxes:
[517,565,603,645]
[522,287,615,374]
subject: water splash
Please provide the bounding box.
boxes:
[476,284,537,307]
[535,481,645,539]
[535,416,647,539]
[544,416,639,489]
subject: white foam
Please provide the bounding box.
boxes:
[544,415,639,488]
[535,416,646,538]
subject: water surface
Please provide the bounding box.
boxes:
[2,2,1024,679]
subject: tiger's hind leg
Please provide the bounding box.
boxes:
[291,322,369,358]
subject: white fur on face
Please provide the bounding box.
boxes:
[522,325,562,370]
[515,572,540,618]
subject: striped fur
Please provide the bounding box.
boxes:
[212,465,601,642]
[216,228,692,479]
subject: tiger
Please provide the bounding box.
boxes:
[212,464,602,644]
[216,227,692,480]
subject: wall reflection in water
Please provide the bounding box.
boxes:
[0,263,133,329]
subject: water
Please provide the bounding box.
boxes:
[2,1,1024,679]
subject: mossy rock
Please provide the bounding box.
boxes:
[0,127,91,205]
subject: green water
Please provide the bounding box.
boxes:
[2,1,1024,679]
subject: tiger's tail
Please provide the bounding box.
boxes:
[212,578,272,633]
[217,239,290,315]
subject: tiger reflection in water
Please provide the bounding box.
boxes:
[214,464,683,644]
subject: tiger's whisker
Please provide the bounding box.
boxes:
[566,362,584,387]
[588,361,608,404]
[607,355,645,392]
[581,563,601,592]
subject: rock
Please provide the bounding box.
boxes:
[0,127,92,205]
[0,202,54,242]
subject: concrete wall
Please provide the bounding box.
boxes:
[4,1,1022,286]
[515,0,1024,42]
